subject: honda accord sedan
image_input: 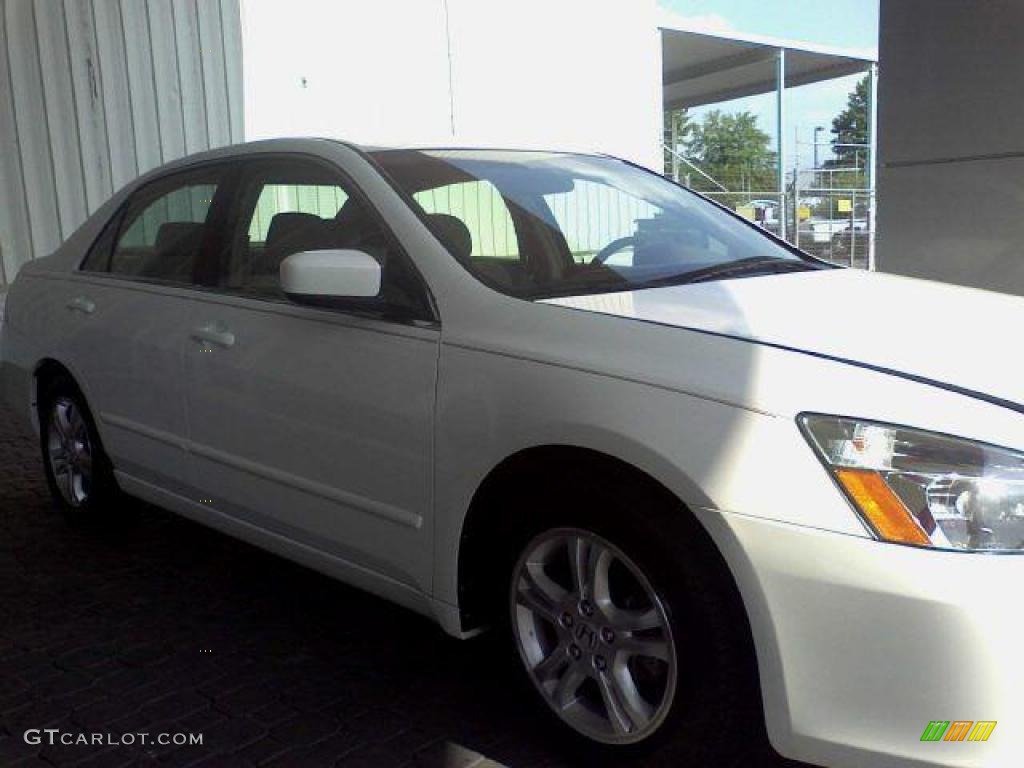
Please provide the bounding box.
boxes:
[2,139,1022,767]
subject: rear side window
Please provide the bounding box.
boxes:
[87,168,223,284]
[80,210,123,272]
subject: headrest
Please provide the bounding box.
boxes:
[427,213,473,260]
[155,222,204,254]
[265,212,330,250]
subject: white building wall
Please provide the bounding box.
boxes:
[241,0,662,169]
[0,0,244,286]
[876,0,1024,295]
[1,0,661,288]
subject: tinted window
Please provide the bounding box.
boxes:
[413,181,519,260]
[103,168,222,284]
[374,149,818,299]
[248,183,349,243]
[80,208,124,272]
[218,158,432,319]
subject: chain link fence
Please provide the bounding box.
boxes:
[791,165,872,268]
[665,144,873,269]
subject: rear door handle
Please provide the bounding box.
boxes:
[66,296,95,314]
[190,323,236,349]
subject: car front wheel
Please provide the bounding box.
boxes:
[510,527,678,745]
[501,474,768,763]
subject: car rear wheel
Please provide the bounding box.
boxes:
[39,376,121,520]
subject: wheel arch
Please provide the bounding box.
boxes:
[34,357,84,402]
[32,358,79,431]
[456,442,779,757]
[455,443,746,636]
[32,357,104,443]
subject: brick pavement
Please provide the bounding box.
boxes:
[0,404,803,768]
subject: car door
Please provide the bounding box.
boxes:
[67,165,230,495]
[183,155,440,593]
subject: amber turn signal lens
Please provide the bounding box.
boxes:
[835,468,932,546]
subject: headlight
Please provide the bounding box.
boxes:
[800,414,1024,551]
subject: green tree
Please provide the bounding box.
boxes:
[817,75,871,218]
[826,75,869,170]
[686,110,776,204]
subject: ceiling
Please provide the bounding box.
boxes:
[661,22,875,110]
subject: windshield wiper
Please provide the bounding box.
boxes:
[643,256,819,289]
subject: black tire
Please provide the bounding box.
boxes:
[38,374,122,523]
[499,464,771,766]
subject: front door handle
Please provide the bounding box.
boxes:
[66,296,96,314]
[190,323,236,349]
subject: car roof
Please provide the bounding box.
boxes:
[127,139,612,196]
[151,138,601,169]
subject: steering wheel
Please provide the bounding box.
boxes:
[592,236,637,264]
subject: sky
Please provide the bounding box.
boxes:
[659,0,879,55]
[658,0,880,171]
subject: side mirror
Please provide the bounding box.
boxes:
[280,249,382,306]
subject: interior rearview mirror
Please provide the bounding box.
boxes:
[280,249,382,305]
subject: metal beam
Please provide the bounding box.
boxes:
[776,48,787,241]
[663,144,729,192]
[867,62,879,270]
[664,58,869,111]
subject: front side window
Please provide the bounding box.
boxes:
[98,169,222,284]
[413,181,519,260]
[217,159,431,319]
[248,183,349,243]
[374,149,820,299]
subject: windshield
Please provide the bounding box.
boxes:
[372,149,821,300]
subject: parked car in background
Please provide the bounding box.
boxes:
[800,217,842,247]
[830,221,871,265]
[3,139,1023,767]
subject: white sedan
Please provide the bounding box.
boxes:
[2,139,1022,767]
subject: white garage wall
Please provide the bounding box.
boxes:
[1,0,661,287]
[0,0,244,285]
[240,0,453,147]
[241,0,662,169]
[444,0,662,166]
[876,0,1024,295]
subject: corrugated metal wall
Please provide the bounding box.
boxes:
[0,0,243,286]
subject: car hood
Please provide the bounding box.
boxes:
[544,268,1024,410]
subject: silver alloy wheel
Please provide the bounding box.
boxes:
[46,397,93,508]
[510,528,678,745]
